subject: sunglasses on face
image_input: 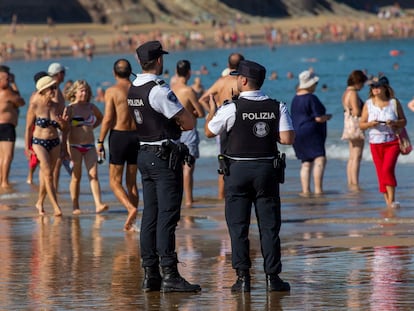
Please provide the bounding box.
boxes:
[49,85,57,90]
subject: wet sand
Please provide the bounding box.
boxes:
[1,158,414,310]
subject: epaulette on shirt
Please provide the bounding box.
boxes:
[217,99,233,111]
[155,79,166,86]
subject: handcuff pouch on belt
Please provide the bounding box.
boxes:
[157,140,195,170]
[273,152,286,184]
[217,154,229,176]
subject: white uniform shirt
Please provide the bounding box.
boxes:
[208,90,294,136]
[132,73,183,144]
[132,73,183,119]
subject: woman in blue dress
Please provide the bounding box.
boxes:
[290,70,332,195]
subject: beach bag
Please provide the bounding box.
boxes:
[392,99,412,155]
[341,112,364,140]
[396,128,412,155]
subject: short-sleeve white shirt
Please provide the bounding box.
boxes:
[132,73,183,119]
[207,90,294,136]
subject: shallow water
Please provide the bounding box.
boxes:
[2,39,414,310]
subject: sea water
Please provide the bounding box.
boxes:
[2,39,414,310]
[2,38,414,204]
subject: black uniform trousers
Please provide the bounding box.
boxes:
[137,148,183,268]
[224,159,282,275]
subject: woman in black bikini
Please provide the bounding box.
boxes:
[65,80,108,214]
[24,76,68,216]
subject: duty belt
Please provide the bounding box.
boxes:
[140,144,162,153]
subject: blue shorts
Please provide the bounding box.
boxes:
[180,128,200,158]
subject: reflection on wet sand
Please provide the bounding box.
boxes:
[0,204,414,310]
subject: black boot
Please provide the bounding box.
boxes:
[231,269,251,293]
[161,266,201,293]
[266,274,290,292]
[142,265,162,292]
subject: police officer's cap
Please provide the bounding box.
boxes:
[230,60,266,85]
[136,40,169,63]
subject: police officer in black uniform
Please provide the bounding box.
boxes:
[128,40,201,293]
[204,60,295,292]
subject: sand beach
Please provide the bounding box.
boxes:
[1,13,414,61]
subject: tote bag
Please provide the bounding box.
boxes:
[392,99,412,155]
[396,127,412,155]
[341,111,364,141]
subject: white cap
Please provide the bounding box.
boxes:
[48,62,66,76]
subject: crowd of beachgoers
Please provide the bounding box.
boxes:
[1,13,414,63]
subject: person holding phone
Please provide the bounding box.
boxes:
[290,69,332,196]
[359,76,407,208]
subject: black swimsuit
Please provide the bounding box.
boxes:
[32,137,60,152]
[32,118,61,152]
[35,117,60,129]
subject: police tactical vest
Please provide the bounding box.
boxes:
[127,80,181,142]
[225,98,279,157]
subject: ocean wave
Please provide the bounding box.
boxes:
[14,136,414,163]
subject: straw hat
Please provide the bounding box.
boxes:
[36,76,57,93]
[298,70,319,89]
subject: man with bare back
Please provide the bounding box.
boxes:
[48,62,68,190]
[199,52,244,199]
[98,59,139,231]
[0,65,25,189]
[171,59,205,208]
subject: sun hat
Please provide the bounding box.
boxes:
[36,76,57,92]
[48,62,66,76]
[230,60,266,85]
[298,70,319,89]
[136,41,169,63]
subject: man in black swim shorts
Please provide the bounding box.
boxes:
[0,65,25,188]
[98,59,139,231]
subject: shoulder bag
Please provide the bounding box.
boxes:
[393,99,412,155]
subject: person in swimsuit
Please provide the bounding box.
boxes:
[341,70,368,191]
[171,60,205,208]
[24,76,68,216]
[48,62,68,192]
[199,52,245,200]
[65,80,108,214]
[0,65,25,189]
[98,59,139,231]
[26,71,49,185]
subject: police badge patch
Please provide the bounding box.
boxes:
[134,109,143,124]
[253,122,269,137]
[167,91,179,104]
